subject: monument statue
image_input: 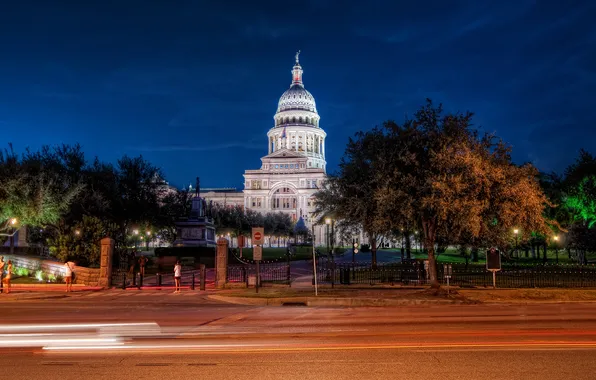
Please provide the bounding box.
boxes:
[195,177,200,197]
[295,50,301,64]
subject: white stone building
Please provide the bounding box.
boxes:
[201,53,329,242]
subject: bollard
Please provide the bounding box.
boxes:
[157,273,162,287]
[191,273,195,290]
[122,272,126,290]
[139,273,144,288]
[136,273,141,289]
[200,264,206,291]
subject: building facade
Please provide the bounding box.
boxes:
[243,52,326,225]
[202,53,327,224]
[200,53,331,243]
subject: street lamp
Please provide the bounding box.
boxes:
[513,229,519,258]
[74,230,80,236]
[10,218,17,225]
[554,235,560,264]
[146,231,151,250]
[132,229,139,250]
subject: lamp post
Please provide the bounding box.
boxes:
[325,217,335,287]
[554,236,559,264]
[513,229,519,258]
[133,229,139,251]
[146,231,151,250]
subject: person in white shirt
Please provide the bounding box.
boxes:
[174,260,182,293]
[64,261,75,292]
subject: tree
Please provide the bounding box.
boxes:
[0,145,83,230]
[155,188,193,244]
[566,175,596,229]
[47,215,120,266]
[375,100,552,286]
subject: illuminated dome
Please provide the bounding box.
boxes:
[277,83,317,113]
[276,53,318,113]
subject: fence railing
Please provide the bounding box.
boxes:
[227,263,291,286]
[314,262,596,288]
[111,268,206,290]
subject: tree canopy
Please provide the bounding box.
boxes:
[315,100,553,285]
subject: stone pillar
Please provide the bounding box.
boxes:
[216,238,229,289]
[98,237,114,288]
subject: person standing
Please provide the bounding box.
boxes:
[2,260,12,294]
[174,260,182,293]
[64,261,75,292]
[0,257,5,293]
[138,255,148,277]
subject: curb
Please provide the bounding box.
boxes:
[207,295,468,307]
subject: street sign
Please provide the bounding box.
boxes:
[253,245,263,261]
[443,264,453,277]
[252,227,264,245]
[443,264,453,294]
[486,247,501,289]
[486,248,501,271]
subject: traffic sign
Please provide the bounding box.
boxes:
[253,245,263,261]
[486,248,501,271]
[252,227,264,245]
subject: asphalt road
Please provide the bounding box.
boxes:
[2,293,596,379]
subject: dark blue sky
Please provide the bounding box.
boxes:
[2,1,595,189]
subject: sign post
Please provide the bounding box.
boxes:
[252,227,264,293]
[443,264,452,294]
[486,247,501,289]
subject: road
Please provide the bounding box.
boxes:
[1,292,596,379]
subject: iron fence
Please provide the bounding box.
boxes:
[227,263,291,286]
[314,261,596,288]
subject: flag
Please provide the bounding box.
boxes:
[281,126,287,139]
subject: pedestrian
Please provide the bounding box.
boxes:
[0,256,5,293]
[64,260,75,292]
[2,260,12,294]
[174,260,182,293]
[128,250,136,275]
[138,255,148,277]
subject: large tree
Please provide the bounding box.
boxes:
[377,100,552,285]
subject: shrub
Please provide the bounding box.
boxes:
[35,270,44,282]
[360,244,371,252]
[14,267,30,277]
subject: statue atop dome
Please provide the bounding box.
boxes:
[295,50,301,64]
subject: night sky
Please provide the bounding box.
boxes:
[1,1,595,189]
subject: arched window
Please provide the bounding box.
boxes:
[299,117,303,123]
[292,117,296,123]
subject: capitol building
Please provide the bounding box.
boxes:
[201,52,328,240]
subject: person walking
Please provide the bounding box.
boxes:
[2,260,12,294]
[174,260,182,293]
[64,260,75,292]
